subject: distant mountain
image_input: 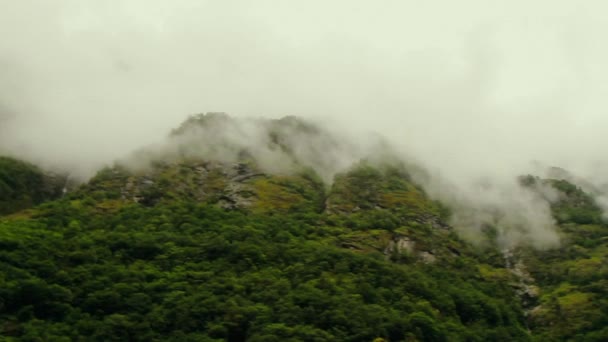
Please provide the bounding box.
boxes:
[0,114,606,341]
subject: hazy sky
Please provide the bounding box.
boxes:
[0,0,607,178]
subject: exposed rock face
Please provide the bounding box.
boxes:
[217,166,263,210]
[419,251,437,264]
[385,236,415,255]
[80,158,324,215]
[503,248,540,316]
[383,237,440,264]
[118,161,265,208]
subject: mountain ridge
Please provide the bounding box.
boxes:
[0,114,607,341]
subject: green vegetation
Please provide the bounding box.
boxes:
[0,159,533,341]
[0,157,64,215]
[0,155,607,341]
[520,178,608,341]
[548,179,604,225]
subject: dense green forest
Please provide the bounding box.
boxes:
[0,160,527,341]
[0,116,607,341]
[0,157,64,215]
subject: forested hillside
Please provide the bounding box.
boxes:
[0,157,65,215]
[0,115,606,341]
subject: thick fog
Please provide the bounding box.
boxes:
[1,1,607,248]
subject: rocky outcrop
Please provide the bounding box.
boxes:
[503,248,540,317]
[384,236,415,255]
[91,159,323,215]
[119,161,265,208]
[382,235,441,264]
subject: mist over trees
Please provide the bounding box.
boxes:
[1,1,608,341]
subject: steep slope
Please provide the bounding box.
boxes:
[0,156,66,215]
[0,141,531,340]
[517,177,608,340]
[0,114,606,341]
[73,161,324,214]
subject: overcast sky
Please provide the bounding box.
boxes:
[0,0,607,181]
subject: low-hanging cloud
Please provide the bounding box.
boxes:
[1,0,607,248]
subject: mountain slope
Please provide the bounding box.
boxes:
[0,164,530,341]
[0,114,607,341]
[519,177,608,340]
[0,156,66,215]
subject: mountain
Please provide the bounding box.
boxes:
[0,114,606,341]
[0,156,68,215]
